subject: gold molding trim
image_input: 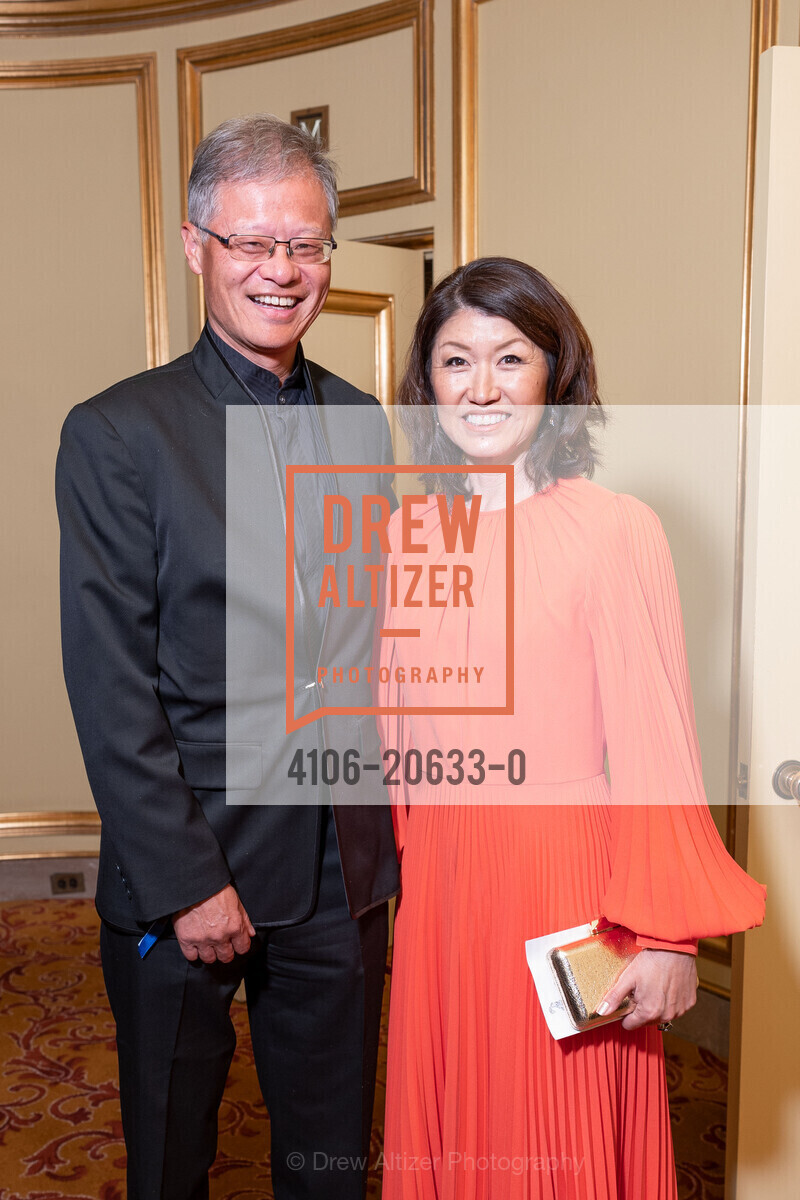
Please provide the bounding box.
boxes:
[698,977,731,1001]
[452,0,478,266]
[452,0,492,264]
[0,851,99,861]
[0,811,101,837]
[0,1,289,38]
[322,287,395,407]
[726,2,779,1187]
[0,54,169,367]
[355,226,434,251]
[699,934,733,966]
[177,0,433,223]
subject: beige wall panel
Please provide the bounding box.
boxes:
[477,0,751,409]
[0,80,146,815]
[201,27,415,194]
[594,405,739,818]
[777,0,800,44]
[475,0,752,941]
[303,311,376,394]
[1,84,147,395]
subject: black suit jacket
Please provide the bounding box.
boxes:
[56,331,400,931]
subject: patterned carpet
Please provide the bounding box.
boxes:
[0,900,725,1199]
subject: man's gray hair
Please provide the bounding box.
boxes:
[187,113,339,232]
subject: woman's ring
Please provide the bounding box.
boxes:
[657,1021,673,1033]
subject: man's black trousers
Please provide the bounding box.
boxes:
[100,806,389,1200]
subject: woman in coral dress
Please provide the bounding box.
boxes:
[377,258,765,1200]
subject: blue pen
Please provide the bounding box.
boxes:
[137,917,169,959]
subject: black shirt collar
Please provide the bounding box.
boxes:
[204,324,309,405]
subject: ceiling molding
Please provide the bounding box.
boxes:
[0,0,289,38]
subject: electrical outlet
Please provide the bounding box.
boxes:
[50,872,85,895]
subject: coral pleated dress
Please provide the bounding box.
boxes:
[377,477,765,1200]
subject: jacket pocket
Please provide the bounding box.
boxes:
[175,740,263,790]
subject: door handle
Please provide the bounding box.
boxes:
[772,760,800,803]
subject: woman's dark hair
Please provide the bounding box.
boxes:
[397,257,605,497]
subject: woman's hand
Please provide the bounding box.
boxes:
[597,948,698,1030]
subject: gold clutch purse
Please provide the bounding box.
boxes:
[547,921,641,1032]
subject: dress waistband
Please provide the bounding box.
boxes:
[400,772,610,806]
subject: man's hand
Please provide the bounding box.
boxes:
[172,884,256,964]
[597,948,698,1030]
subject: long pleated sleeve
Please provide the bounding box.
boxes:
[586,493,766,948]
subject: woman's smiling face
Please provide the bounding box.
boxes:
[429,308,549,468]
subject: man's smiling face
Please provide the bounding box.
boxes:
[181,172,332,382]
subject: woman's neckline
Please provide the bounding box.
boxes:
[465,478,560,514]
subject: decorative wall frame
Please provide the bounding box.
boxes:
[177,0,433,222]
[0,54,168,367]
[322,287,395,407]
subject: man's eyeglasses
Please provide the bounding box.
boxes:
[196,226,337,264]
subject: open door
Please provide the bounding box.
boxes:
[728,47,800,1200]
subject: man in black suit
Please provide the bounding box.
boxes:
[56,114,399,1200]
